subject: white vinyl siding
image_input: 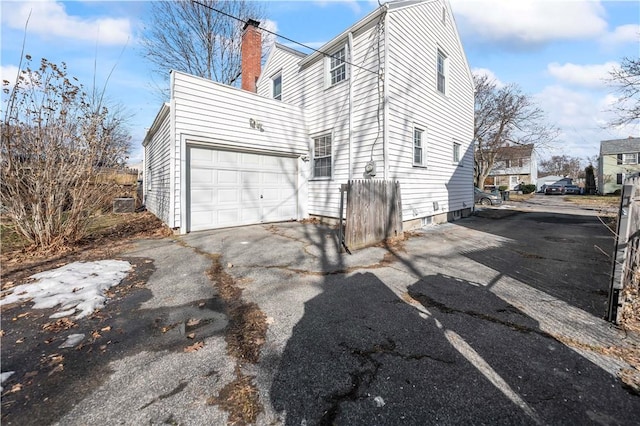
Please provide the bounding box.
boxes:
[386,1,474,220]
[143,106,172,226]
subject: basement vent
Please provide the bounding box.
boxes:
[422,216,432,227]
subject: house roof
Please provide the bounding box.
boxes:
[600,137,640,154]
[495,144,534,159]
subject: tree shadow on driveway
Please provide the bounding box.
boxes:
[270,271,640,425]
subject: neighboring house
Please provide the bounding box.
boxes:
[598,137,640,195]
[483,144,537,190]
[536,176,573,193]
[143,0,474,234]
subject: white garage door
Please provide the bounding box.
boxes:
[189,147,298,232]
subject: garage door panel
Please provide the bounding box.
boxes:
[191,189,215,204]
[191,169,215,184]
[189,146,298,231]
[218,170,239,185]
[217,188,239,204]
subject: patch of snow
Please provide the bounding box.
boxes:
[0,260,131,319]
[59,333,86,348]
[1,371,15,392]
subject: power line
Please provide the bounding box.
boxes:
[190,0,379,75]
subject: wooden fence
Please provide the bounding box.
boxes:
[344,179,403,251]
[607,173,640,325]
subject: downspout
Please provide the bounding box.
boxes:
[348,31,354,181]
[382,5,390,179]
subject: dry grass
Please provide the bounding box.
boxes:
[205,253,267,424]
[1,211,172,287]
[564,194,620,208]
[207,367,263,426]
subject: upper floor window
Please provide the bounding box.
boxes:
[272,73,282,101]
[313,134,332,178]
[622,153,638,165]
[453,142,460,163]
[437,50,447,94]
[328,46,347,86]
[414,127,425,166]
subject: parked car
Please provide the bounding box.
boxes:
[564,185,581,195]
[544,184,565,195]
[474,187,503,206]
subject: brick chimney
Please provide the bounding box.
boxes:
[241,19,261,93]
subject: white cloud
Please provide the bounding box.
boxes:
[1,0,131,45]
[0,65,21,85]
[451,0,607,46]
[602,24,640,46]
[534,85,637,159]
[471,67,505,88]
[547,62,618,88]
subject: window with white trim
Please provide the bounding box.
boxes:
[437,50,446,94]
[622,153,638,165]
[272,73,282,101]
[453,142,461,163]
[617,173,624,185]
[313,134,332,178]
[413,127,425,166]
[328,46,347,86]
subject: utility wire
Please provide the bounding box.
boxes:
[191,0,378,75]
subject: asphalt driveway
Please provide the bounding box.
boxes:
[2,196,639,425]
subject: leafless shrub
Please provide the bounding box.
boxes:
[1,56,130,251]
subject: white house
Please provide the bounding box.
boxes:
[143,0,474,234]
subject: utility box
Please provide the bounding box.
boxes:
[113,197,135,213]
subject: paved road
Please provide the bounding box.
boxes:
[3,195,639,425]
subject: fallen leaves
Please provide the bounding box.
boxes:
[42,318,76,332]
[184,341,204,353]
[186,318,201,327]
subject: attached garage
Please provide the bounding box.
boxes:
[188,146,299,232]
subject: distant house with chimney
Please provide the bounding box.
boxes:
[482,144,537,190]
[598,137,640,194]
[143,0,475,233]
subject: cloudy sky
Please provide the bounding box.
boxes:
[1,0,639,165]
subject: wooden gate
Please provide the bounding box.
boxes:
[344,179,403,251]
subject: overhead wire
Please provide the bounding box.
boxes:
[190,0,378,75]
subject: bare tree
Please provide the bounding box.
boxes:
[608,57,640,127]
[1,56,131,251]
[539,155,583,178]
[473,73,558,188]
[141,0,267,97]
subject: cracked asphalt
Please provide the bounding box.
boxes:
[3,194,640,425]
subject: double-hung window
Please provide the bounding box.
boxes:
[413,127,425,166]
[328,46,347,86]
[437,50,446,94]
[453,142,461,163]
[313,134,332,178]
[623,153,638,165]
[272,73,282,101]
